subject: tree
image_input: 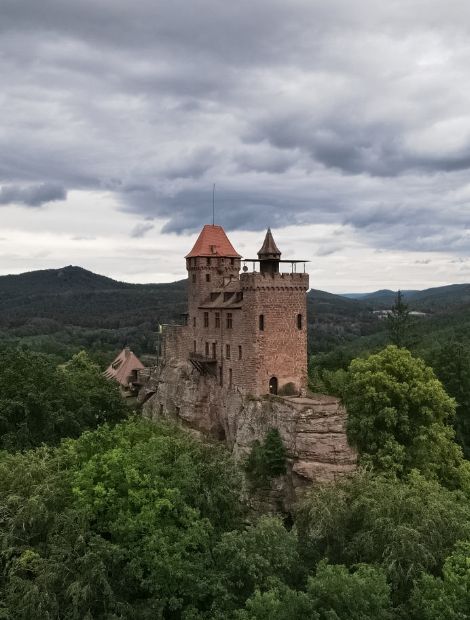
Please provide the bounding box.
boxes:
[245,429,287,485]
[344,345,465,484]
[237,562,392,620]
[296,471,470,604]
[386,290,411,347]
[411,542,470,620]
[0,419,243,618]
[429,341,470,459]
[0,347,128,450]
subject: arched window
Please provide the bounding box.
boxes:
[269,377,278,395]
[259,314,265,331]
[297,313,302,329]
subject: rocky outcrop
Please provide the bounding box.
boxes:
[139,360,356,510]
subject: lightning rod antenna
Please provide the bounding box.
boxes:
[212,183,215,226]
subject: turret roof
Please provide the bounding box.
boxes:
[258,228,281,258]
[185,224,241,258]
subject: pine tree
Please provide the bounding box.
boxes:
[386,290,411,348]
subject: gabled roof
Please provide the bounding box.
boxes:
[104,347,145,387]
[185,224,241,258]
[258,228,281,259]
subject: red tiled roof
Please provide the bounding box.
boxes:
[185,224,241,258]
[104,347,145,387]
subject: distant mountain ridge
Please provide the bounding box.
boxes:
[341,284,470,312]
[0,266,377,355]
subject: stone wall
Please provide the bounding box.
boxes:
[139,359,356,511]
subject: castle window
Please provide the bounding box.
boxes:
[210,292,219,301]
[205,342,209,357]
[204,312,209,327]
[212,342,216,358]
[207,257,212,265]
[229,368,233,387]
[219,366,223,386]
[192,274,196,283]
[224,292,232,301]
[259,314,265,331]
[215,312,220,328]
[297,313,303,329]
[238,345,242,359]
[226,313,233,329]
[226,344,231,359]
[206,273,211,282]
[230,258,235,266]
[193,317,196,327]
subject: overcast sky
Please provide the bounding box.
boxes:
[2,0,470,292]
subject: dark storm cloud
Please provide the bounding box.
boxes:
[2,0,470,253]
[0,183,66,207]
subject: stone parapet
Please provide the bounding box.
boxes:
[240,271,309,291]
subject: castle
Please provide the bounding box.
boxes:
[140,223,356,505]
[159,224,309,396]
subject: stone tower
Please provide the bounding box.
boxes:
[239,229,309,395]
[162,224,309,396]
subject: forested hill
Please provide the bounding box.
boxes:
[0,266,188,328]
[3,266,470,364]
[343,283,470,312]
[0,266,377,361]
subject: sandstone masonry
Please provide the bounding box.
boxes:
[138,224,356,507]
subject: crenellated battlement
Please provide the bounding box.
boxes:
[160,224,309,396]
[240,271,309,291]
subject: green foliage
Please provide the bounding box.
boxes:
[344,345,465,484]
[237,561,392,620]
[213,516,301,611]
[0,419,243,619]
[245,429,287,484]
[428,340,470,459]
[386,290,411,347]
[296,471,470,603]
[410,541,470,620]
[0,347,128,450]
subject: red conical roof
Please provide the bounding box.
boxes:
[185,224,241,258]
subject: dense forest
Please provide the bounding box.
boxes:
[2,267,470,617]
[1,345,470,618]
[0,266,379,363]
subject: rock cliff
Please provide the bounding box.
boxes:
[139,360,356,511]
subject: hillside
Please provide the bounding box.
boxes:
[0,266,188,328]
[343,284,470,312]
[0,266,380,361]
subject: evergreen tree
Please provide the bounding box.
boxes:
[386,290,411,347]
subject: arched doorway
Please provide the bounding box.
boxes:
[269,376,278,395]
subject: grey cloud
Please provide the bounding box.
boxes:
[2,0,470,258]
[0,183,66,207]
[130,222,155,238]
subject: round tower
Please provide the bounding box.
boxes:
[185,224,241,320]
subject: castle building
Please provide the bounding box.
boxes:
[160,224,309,396]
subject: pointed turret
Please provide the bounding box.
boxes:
[258,228,281,274]
[186,224,240,258]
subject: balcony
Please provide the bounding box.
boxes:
[189,351,217,376]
